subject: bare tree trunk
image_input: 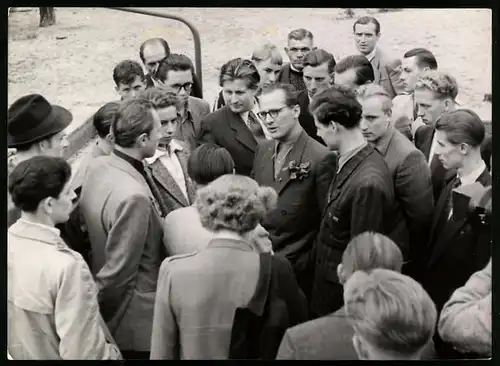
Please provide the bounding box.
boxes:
[39,7,56,27]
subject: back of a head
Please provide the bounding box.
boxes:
[8,156,71,213]
[139,38,170,62]
[138,87,180,110]
[303,49,337,74]
[309,84,362,130]
[219,57,260,90]
[93,102,120,138]
[344,268,437,359]
[435,109,485,148]
[112,98,156,148]
[251,43,283,65]
[334,55,375,86]
[195,174,277,235]
[403,48,438,70]
[342,232,403,278]
[113,59,145,86]
[287,28,314,42]
[155,53,194,82]
[414,70,458,100]
[188,143,235,186]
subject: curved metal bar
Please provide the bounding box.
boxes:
[107,7,203,96]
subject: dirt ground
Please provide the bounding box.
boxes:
[8,7,492,124]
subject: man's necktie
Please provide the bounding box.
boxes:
[247,111,265,137]
[143,165,169,218]
[446,176,461,220]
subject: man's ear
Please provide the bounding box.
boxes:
[337,264,345,284]
[292,103,301,117]
[312,46,318,51]
[284,47,289,54]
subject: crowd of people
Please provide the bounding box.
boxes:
[7,15,492,360]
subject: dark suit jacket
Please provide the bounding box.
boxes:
[197,106,258,176]
[145,140,197,217]
[415,125,456,201]
[374,127,433,269]
[311,144,407,317]
[296,90,325,145]
[276,306,436,360]
[182,96,211,140]
[80,153,165,352]
[371,48,404,99]
[276,63,306,92]
[252,131,332,295]
[422,168,492,312]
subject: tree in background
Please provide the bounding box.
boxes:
[39,7,56,27]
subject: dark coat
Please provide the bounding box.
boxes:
[197,106,258,176]
[374,127,434,274]
[310,144,408,317]
[414,125,456,201]
[421,168,492,312]
[276,63,306,92]
[252,131,332,296]
[276,306,436,360]
[229,252,309,359]
[296,90,325,145]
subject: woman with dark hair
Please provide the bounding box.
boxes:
[8,156,122,360]
[151,174,308,359]
[162,143,273,255]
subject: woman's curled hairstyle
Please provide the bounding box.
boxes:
[195,174,277,235]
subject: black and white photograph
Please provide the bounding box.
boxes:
[7,6,492,360]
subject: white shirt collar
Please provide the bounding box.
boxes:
[289,64,302,73]
[18,218,60,236]
[458,160,487,186]
[363,46,377,62]
[145,139,184,164]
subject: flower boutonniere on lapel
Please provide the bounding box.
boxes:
[283,160,311,181]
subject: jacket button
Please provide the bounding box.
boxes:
[278,178,283,182]
[281,210,287,216]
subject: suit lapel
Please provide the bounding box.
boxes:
[227,108,257,152]
[428,168,492,267]
[421,128,434,161]
[149,158,189,207]
[187,97,202,137]
[257,142,277,188]
[176,148,196,204]
[371,50,382,84]
[273,131,309,195]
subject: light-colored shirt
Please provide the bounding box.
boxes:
[337,141,368,173]
[428,133,438,167]
[145,140,189,201]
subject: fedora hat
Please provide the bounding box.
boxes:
[8,94,73,148]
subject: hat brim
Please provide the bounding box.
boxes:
[8,104,73,148]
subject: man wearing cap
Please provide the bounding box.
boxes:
[8,94,73,227]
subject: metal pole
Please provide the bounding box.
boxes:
[107,7,203,96]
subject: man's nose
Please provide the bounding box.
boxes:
[359,119,368,130]
[417,106,425,117]
[268,73,277,83]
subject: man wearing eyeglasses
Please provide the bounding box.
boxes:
[139,38,203,99]
[276,29,316,92]
[154,54,210,153]
[140,87,197,220]
[252,82,332,299]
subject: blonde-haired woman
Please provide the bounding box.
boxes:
[151,174,308,360]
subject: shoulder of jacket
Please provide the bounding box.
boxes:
[162,251,199,266]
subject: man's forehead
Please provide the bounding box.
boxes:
[288,38,313,48]
[165,69,192,83]
[334,69,357,85]
[303,62,330,76]
[354,22,377,34]
[259,89,286,108]
[402,56,419,70]
[414,88,439,103]
[143,42,167,59]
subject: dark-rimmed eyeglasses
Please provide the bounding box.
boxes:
[257,106,288,120]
